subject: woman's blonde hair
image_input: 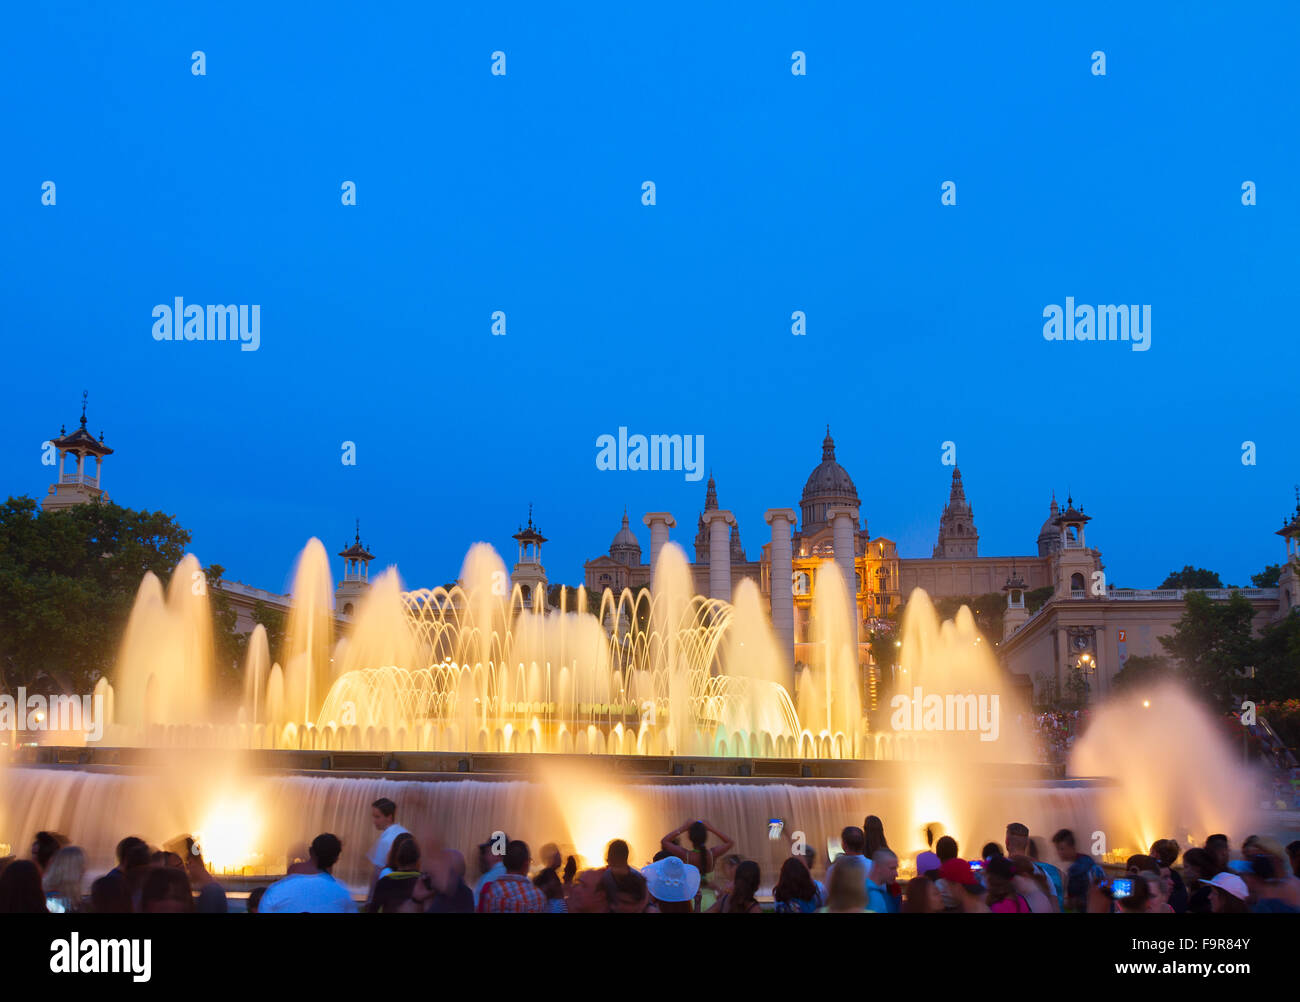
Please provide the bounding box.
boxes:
[826,855,868,912]
[42,845,86,904]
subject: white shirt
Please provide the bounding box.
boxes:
[259,873,357,913]
[368,823,410,868]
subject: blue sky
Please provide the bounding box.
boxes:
[3,2,1297,595]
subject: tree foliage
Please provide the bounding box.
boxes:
[0,496,191,694]
[1158,589,1257,709]
[1158,565,1223,589]
[1112,653,1173,693]
[1252,564,1283,588]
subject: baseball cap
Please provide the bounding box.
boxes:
[916,851,941,876]
[938,858,984,889]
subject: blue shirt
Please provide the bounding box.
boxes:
[865,879,898,913]
[1064,854,1103,910]
[1034,860,1065,910]
[472,861,506,906]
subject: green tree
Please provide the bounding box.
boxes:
[894,591,1005,645]
[0,496,192,694]
[1159,566,1223,589]
[1111,653,1173,693]
[248,600,287,665]
[1254,610,1300,702]
[1251,564,1283,588]
[868,629,899,686]
[547,583,585,611]
[203,562,242,695]
[1158,589,1257,709]
[1026,586,1055,613]
[1063,668,1090,709]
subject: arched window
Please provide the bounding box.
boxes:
[1070,572,1085,592]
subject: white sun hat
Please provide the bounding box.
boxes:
[642,856,701,903]
[1203,872,1249,901]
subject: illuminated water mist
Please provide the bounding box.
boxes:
[1069,681,1262,856]
[13,534,1269,880]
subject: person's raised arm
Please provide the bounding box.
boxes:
[705,823,735,860]
[660,823,691,860]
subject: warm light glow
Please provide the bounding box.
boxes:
[558,784,635,863]
[1142,699,1150,708]
[195,793,264,874]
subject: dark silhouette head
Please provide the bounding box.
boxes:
[0,860,47,913]
[31,832,64,872]
[504,840,531,875]
[606,839,630,867]
[310,833,343,873]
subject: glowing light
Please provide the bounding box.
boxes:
[195,793,264,875]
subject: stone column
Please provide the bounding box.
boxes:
[642,512,676,585]
[765,508,797,677]
[829,506,860,652]
[702,510,736,601]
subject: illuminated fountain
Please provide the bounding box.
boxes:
[102,540,843,758]
[1069,680,1262,859]
[0,533,1273,891]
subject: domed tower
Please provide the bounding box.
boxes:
[44,392,114,512]
[1002,562,1029,641]
[336,520,374,617]
[609,508,642,567]
[933,467,979,558]
[512,505,548,610]
[1052,495,1100,597]
[800,426,860,534]
[1037,493,1062,557]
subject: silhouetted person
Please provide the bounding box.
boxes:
[0,860,48,913]
[259,834,357,913]
[31,831,66,875]
[141,867,194,913]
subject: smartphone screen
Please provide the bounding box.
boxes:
[1110,878,1133,899]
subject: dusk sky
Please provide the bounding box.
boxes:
[4,3,1297,597]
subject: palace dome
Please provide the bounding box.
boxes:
[1037,495,1061,557]
[609,510,642,566]
[800,427,859,532]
